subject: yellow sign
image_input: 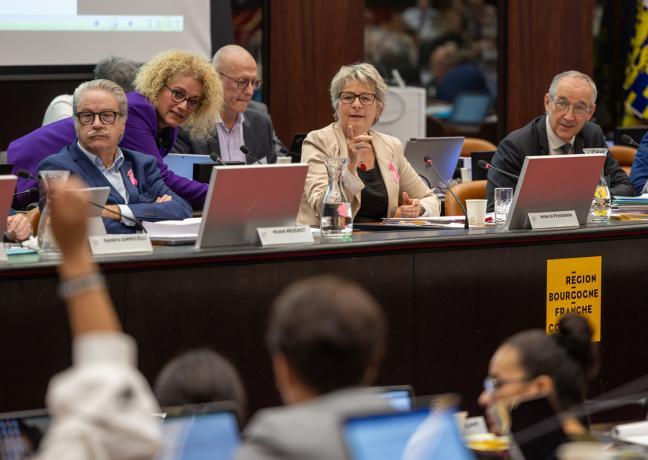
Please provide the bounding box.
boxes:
[546,256,601,341]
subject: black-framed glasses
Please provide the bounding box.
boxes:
[483,376,530,394]
[166,85,203,110]
[219,72,262,90]
[551,96,591,117]
[339,92,377,105]
[76,111,121,125]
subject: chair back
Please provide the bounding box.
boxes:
[444,180,487,216]
[608,145,636,175]
[461,138,497,157]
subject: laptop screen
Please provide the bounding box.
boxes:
[381,387,413,411]
[157,409,240,460]
[342,408,474,460]
[0,409,50,458]
[449,93,491,125]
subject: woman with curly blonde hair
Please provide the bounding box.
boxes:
[121,49,223,208]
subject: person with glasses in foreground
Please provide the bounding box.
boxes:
[296,63,440,225]
[478,315,598,437]
[37,79,191,234]
[172,45,279,165]
[486,70,634,211]
[9,49,223,210]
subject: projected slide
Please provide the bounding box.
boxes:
[0,0,210,66]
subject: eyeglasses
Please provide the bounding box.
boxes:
[551,96,591,117]
[219,72,262,90]
[76,111,121,125]
[339,92,377,105]
[166,85,203,110]
[483,376,530,394]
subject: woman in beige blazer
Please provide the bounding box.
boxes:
[297,63,440,225]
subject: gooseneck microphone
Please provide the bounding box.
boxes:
[14,187,39,197]
[477,159,520,180]
[208,154,227,166]
[423,156,469,229]
[621,134,648,154]
[239,145,263,165]
[18,169,146,232]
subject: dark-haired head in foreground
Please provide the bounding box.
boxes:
[154,349,247,421]
[479,315,599,435]
[266,275,387,404]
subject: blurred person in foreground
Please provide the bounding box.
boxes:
[296,63,440,225]
[486,70,634,211]
[10,49,223,210]
[235,276,390,460]
[478,315,599,437]
[36,176,160,459]
[38,79,192,234]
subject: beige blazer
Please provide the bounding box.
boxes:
[297,123,440,225]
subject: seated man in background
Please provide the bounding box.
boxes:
[42,56,140,126]
[172,44,278,164]
[486,70,634,210]
[235,276,391,460]
[37,176,160,459]
[38,79,192,234]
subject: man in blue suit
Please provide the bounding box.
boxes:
[38,79,192,234]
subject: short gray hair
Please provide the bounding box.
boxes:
[93,56,140,93]
[330,63,388,122]
[72,79,128,120]
[212,44,254,72]
[548,70,597,105]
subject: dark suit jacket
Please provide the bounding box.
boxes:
[486,115,635,211]
[38,143,192,234]
[171,108,277,164]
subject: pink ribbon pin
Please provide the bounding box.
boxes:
[389,161,400,183]
[127,168,138,186]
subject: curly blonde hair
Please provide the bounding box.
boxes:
[135,49,223,140]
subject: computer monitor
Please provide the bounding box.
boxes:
[614,126,648,146]
[378,385,414,411]
[448,93,491,125]
[469,151,496,181]
[505,154,606,230]
[0,408,50,458]
[164,154,213,180]
[196,163,309,248]
[0,164,14,175]
[157,402,240,460]
[341,407,474,460]
[404,137,464,189]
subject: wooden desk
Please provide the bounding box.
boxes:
[3,221,648,421]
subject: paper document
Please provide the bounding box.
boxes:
[142,217,201,238]
[612,420,648,446]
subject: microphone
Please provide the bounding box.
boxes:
[17,169,37,181]
[88,201,147,232]
[477,159,519,180]
[239,145,263,165]
[209,153,227,166]
[14,187,39,197]
[620,134,648,154]
[423,156,469,229]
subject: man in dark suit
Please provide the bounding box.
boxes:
[38,79,192,234]
[486,70,634,210]
[172,45,278,164]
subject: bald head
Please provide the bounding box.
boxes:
[212,45,259,120]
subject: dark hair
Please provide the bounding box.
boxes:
[93,56,140,93]
[266,276,387,395]
[504,315,598,411]
[154,349,247,420]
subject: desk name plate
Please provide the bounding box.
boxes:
[88,234,153,256]
[528,210,579,229]
[257,225,314,246]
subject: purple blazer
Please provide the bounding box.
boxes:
[8,92,208,209]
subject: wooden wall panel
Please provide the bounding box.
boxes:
[505,0,594,133]
[267,0,364,145]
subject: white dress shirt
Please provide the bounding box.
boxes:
[216,112,246,162]
[546,116,575,155]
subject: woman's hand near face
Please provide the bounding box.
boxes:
[346,124,373,172]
